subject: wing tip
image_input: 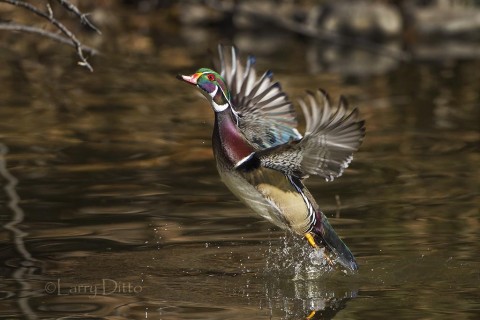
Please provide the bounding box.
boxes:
[317,88,331,102]
[339,95,349,111]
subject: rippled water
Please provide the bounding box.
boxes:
[0,29,479,319]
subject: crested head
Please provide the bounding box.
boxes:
[177,68,231,112]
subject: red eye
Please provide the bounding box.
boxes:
[207,74,215,81]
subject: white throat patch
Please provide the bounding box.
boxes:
[207,85,229,112]
[208,85,218,98]
[212,102,229,112]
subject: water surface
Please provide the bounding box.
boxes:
[0,16,479,319]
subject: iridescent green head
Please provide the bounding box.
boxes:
[177,68,231,112]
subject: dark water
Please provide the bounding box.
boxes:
[0,28,479,319]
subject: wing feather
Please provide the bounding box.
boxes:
[238,90,365,181]
[215,45,301,149]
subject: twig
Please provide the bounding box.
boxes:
[0,22,99,55]
[0,0,96,71]
[55,0,101,35]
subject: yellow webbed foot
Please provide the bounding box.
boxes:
[305,232,335,267]
[305,232,318,248]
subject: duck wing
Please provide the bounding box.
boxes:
[215,45,302,150]
[236,89,365,181]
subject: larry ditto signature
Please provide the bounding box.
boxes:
[44,279,143,298]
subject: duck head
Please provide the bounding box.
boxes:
[177,68,231,112]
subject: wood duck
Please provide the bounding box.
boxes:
[177,45,365,271]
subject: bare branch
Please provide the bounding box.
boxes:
[55,0,101,35]
[0,22,99,55]
[46,1,53,19]
[0,0,97,71]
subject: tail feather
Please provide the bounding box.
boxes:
[311,212,358,271]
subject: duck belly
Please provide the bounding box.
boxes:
[218,168,312,235]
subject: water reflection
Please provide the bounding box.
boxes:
[263,235,359,319]
[0,136,359,319]
[0,9,479,318]
[0,144,44,319]
[263,279,356,320]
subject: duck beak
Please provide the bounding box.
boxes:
[176,73,200,85]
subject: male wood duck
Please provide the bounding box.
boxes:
[177,45,365,271]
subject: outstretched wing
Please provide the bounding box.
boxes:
[237,90,365,181]
[215,45,302,150]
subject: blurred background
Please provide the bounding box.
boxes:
[0,0,479,319]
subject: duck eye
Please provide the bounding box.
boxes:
[207,74,215,81]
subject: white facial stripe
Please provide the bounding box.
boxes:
[201,72,230,112]
[209,85,218,98]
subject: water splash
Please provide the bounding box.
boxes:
[265,232,333,280]
[261,232,358,319]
